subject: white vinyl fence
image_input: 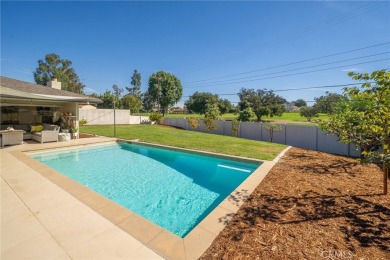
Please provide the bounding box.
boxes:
[162,118,361,157]
[79,109,150,125]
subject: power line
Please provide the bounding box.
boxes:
[184,58,390,88]
[180,2,386,76]
[185,52,389,87]
[181,82,374,98]
[184,42,390,84]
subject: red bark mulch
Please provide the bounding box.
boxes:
[201,148,390,260]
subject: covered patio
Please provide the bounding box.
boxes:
[0,76,102,146]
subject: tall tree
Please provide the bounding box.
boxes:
[122,94,142,114]
[126,69,142,97]
[96,90,115,109]
[314,92,345,114]
[293,98,307,107]
[300,106,319,121]
[237,101,255,122]
[318,69,390,194]
[112,84,124,108]
[238,88,286,121]
[148,71,183,115]
[34,53,85,94]
[204,101,220,133]
[185,92,219,114]
[218,99,234,115]
[204,101,221,120]
[141,90,156,112]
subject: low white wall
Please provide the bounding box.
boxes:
[130,115,150,124]
[79,109,149,125]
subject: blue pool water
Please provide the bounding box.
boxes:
[31,143,260,237]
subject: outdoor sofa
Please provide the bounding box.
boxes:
[31,124,60,143]
[0,123,60,144]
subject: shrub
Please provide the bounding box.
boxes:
[79,118,88,126]
[204,117,217,133]
[300,106,319,121]
[237,107,255,122]
[187,117,199,129]
[231,118,240,137]
[149,113,163,123]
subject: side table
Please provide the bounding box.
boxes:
[58,133,71,142]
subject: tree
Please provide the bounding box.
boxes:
[126,69,142,97]
[148,71,183,115]
[203,102,220,133]
[318,69,390,194]
[185,92,219,114]
[187,117,199,129]
[34,53,85,94]
[238,88,286,121]
[122,94,142,114]
[293,99,307,107]
[231,119,240,137]
[149,113,163,123]
[204,117,217,133]
[263,123,282,143]
[237,101,255,122]
[314,92,345,114]
[112,84,124,108]
[97,90,115,109]
[141,90,156,112]
[204,102,220,120]
[218,99,234,115]
[300,106,319,121]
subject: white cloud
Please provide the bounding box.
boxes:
[340,67,360,72]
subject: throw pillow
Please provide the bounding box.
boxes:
[31,125,43,132]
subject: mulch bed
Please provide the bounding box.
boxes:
[78,133,96,138]
[201,148,390,260]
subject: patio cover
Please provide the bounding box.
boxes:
[0,76,102,104]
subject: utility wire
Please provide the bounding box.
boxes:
[185,52,389,87]
[184,58,390,88]
[184,42,390,84]
[180,2,386,76]
[181,82,373,98]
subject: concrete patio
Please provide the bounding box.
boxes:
[1,137,163,259]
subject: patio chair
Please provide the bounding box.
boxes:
[32,125,60,144]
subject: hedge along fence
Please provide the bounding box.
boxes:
[161,117,360,157]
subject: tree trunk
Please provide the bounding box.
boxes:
[384,165,388,195]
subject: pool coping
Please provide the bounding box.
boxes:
[13,140,290,259]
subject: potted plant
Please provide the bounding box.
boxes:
[70,126,78,139]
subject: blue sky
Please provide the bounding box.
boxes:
[1,1,389,106]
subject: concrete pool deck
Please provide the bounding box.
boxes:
[1,137,290,259]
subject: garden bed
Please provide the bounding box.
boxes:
[201,148,389,259]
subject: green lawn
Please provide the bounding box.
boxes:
[81,125,286,161]
[141,112,329,124]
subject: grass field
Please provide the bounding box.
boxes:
[80,125,286,161]
[140,112,329,124]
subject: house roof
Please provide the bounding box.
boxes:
[0,76,102,104]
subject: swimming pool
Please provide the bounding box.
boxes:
[31,142,261,237]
